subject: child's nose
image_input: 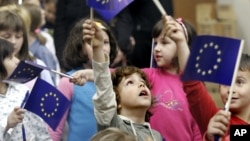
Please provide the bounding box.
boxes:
[139,83,145,88]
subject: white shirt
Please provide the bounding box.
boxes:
[0,83,52,141]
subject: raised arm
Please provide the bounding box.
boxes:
[82,20,117,126]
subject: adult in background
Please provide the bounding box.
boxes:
[112,0,174,68]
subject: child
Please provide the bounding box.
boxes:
[0,5,54,88]
[72,19,163,141]
[22,3,59,85]
[0,38,52,141]
[90,127,136,141]
[141,16,201,140]
[54,18,118,141]
[184,53,250,141]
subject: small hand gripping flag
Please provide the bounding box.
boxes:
[182,35,244,85]
[24,78,70,130]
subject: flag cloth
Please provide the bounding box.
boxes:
[6,60,43,83]
[24,78,70,130]
[87,0,134,21]
[182,35,243,85]
[87,0,116,10]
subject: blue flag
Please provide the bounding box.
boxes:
[87,0,134,21]
[182,35,243,85]
[6,60,43,83]
[87,0,116,10]
[24,78,70,130]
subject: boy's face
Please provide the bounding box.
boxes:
[117,73,152,111]
[220,70,250,112]
[153,36,177,68]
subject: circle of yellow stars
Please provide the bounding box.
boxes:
[195,42,222,76]
[40,92,60,118]
[12,67,35,80]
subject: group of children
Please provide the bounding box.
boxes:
[69,15,250,141]
[0,1,249,141]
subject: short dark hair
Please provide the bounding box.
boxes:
[62,18,118,71]
[0,38,14,80]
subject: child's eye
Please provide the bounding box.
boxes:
[153,42,157,46]
[104,40,109,45]
[236,79,244,85]
[16,34,23,38]
[0,34,10,39]
[127,80,133,85]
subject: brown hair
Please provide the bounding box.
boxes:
[152,18,197,69]
[239,53,250,72]
[111,66,153,122]
[0,38,15,80]
[0,9,34,61]
[22,3,47,45]
[90,127,136,141]
[62,18,118,71]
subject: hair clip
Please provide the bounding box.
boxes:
[34,28,40,34]
[176,18,189,42]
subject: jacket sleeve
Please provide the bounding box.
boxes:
[92,60,117,126]
[184,81,219,135]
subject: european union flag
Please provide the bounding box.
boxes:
[24,78,70,130]
[6,60,43,83]
[182,35,244,85]
[87,0,134,21]
[87,0,115,10]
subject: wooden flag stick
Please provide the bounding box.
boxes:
[90,8,94,47]
[51,70,73,79]
[18,0,22,5]
[225,40,244,112]
[152,0,167,16]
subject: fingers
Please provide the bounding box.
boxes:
[206,110,231,140]
[70,70,89,86]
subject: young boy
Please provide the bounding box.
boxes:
[71,19,163,141]
[184,53,250,141]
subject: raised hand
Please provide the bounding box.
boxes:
[206,110,231,141]
[70,69,94,86]
[82,19,104,48]
[162,16,186,44]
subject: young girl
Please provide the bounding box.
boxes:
[0,5,54,87]
[184,54,250,141]
[71,19,163,141]
[0,38,52,141]
[141,16,201,140]
[54,18,117,141]
[22,3,59,85]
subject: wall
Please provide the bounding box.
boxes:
[218,0,250,54]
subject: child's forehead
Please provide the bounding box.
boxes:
[124,73,144,80]
[0,28,23,33]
